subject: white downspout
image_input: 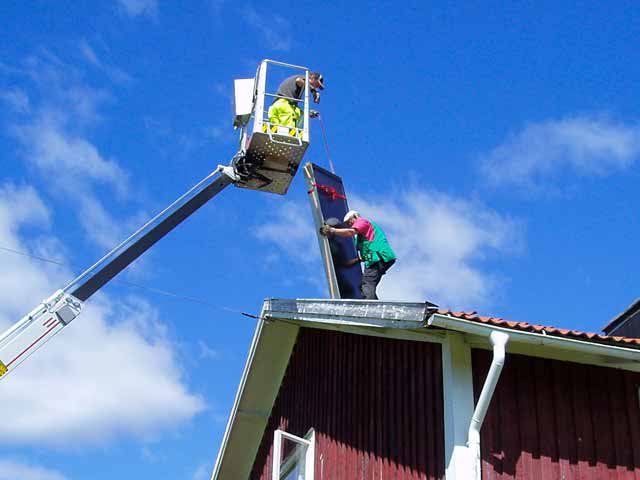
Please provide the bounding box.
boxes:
[468,331,509,480]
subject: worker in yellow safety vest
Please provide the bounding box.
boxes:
[268,72,324,128]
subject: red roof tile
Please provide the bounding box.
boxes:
[436,309,640,348]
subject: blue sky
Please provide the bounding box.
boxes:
[1,1,640,478]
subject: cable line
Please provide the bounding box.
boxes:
[0,246,65,266]
[316,113,336,174]
[0,245,259,320]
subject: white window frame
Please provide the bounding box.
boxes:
[271,428,315,480]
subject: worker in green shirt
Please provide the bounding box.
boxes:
[320,210,396,300]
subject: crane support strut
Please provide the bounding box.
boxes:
[0,290,83,378]
[0,58,316,382]
[0,168,233,380]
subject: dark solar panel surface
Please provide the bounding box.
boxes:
[310,164,362,299]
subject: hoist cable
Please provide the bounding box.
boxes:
[317,113,336,174]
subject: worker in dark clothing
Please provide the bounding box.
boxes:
[324,217,359,299]
[320,211,396,300]
[268,72,324,128]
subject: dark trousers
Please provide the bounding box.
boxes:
[361,259,395,300]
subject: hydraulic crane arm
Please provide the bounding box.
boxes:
[0,168,233,380]
[69,169,232,302]
[0,58,315,382]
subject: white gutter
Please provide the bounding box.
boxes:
[430,312,640,479]
[467,331,509,480]
[429,313,640,364]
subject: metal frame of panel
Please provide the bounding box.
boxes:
[303,163,340,298]
[303,163,363,299]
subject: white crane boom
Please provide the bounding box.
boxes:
[0,59,315,381]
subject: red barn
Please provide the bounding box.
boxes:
[212,299,640,480]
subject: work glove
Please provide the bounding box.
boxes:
[312,89,321,104]
[319,224,334,236]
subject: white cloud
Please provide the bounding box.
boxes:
[0,459,67,480]
[141,446,159,462]
[21,52,110,126]
[253,201,319,266]
[0,88,30,114]
[75,191,133,250]
[79,40,100,66]
[14,120,128,189]
[481,115,640,189]
[198,340,220,360]
[203,125,228,141]
[0,184,205,447]
[0,185,55,317]
[5,52,145,251]
[242,7,292,52]
[11,113,133,251]
[117,0,157,18]
[350,191,521,307]
[192,462,211,480]
[79,40,133,86]
[256,191,521,309]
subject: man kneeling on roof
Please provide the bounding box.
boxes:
[320,210,396,300]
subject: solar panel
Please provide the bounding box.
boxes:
[304,163,363,299]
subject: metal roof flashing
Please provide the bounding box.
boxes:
[263,298,439,329]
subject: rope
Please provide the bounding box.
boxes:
[317,113,336,174]
[0,246,65,266]
[0,245,261,321]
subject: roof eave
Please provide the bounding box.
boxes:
[430,313,640,368]
[211,298,438,480]
[263,298,437,329]
[211,307,300,480]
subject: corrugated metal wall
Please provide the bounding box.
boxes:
[472,349,640,480]
[250,327,445,480]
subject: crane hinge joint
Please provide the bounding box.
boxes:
[45,290,84,326]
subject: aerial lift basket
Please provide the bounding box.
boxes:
[231,59,310,195]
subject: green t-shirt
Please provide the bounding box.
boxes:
[353,218,396,268]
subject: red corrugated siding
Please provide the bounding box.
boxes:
[250,327,445,480]
[472,349,640,480]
